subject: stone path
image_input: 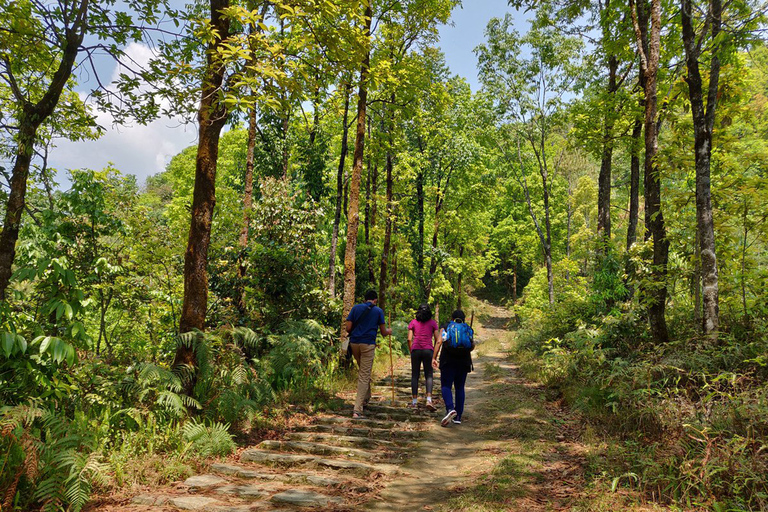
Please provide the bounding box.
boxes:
[127,371,445,511]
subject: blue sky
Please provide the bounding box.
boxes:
[49,1,524,185]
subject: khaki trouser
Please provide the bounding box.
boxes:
[350,342,376,414]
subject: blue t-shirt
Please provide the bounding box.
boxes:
[346,302,385,345]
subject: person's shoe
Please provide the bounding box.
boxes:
[425,401,437,412]
[409,402,419,409]
[441,409,457,427]
[452,418,462,424]
[352,411,366,420]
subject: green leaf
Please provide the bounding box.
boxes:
[39,336,52,354]
[1,332,13,356]
[16,335,27,354]
[65,344,75,366]
[53,339,64,363]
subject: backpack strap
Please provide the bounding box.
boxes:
[350,303,375,337]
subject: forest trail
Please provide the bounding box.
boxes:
[366,301,589,511]
[109,300,591,512]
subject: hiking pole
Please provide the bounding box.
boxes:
[470,310,474,328]
[388,312,395,406]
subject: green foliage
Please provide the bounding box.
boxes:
[182,420,235,458]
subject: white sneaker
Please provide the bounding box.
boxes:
[441,409,457,427]
[452,418,461,424]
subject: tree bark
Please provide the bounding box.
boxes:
[0,1,88,301]
[681,0,720,337]
[512,261,518,302]
[512,135,554,305]
[340,4,372,348]
[368,160,378,285]
[237,105,257,314]
[597,54,618,247]
[456,245,464,310]
[364,117,372,284]
[378,97,395,310]
[328,83,351,298]
[632,0,670,343]
[174,0,231,384]
[626,113,643,250]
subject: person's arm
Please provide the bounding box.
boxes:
[432,337,443,369]
[378,309,392,337]
[408,328,414,351]
[345,320,353,333]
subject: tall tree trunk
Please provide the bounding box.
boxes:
[740,198,749,322]
[541,152,555,306]
[328,83,351,298]
[415,167,426,299]
[513,135,554,305]
[364,117,372,283]
[456,245,464,310]
[340,4,372,348]
[281,114,290,178]
[512,261,518,302]
[632,0,670,343]
[174,0,231,386]
[368,160,378,285]
[237,105,257,314]
[681,0,720,337]
[597,55,618,247]
[378,98,395,310]
[0,3,87,300]
[626,113,643,250]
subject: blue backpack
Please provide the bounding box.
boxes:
[444,321,473,349]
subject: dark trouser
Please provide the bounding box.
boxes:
[441,366,468,420]
[410,349,434,397]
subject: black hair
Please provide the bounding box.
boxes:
[364,290,378,301]
[451,309,466,322]
[415,303,432,322]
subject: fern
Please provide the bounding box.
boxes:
[181,420,235,458]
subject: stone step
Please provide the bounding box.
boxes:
[132,494,255,511]
[316,416,400,429]
[271,488,345,508]
[209,463,286,481]
[257,439,379,460]
[210,462,363,490]
[214,483,276,499]
[286,431,397,449]
[239,449,398,476]
[295,423,423,440]
[376,376,441,386]
[240,449,316,465]
[362,410,437,422]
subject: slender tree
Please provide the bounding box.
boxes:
[329,82,352,298]
[340,2,372,347]
[680,0,721,336]
[631,0,670,342]
[174,0,233,385]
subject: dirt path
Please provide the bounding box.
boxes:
[367,301,589,512]
[105,300,599,512]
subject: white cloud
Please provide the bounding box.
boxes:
[48,42,198,185]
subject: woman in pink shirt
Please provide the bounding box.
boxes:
[407,303,440,411]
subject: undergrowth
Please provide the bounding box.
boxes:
[0,318,347,511]
[512,256,768,511]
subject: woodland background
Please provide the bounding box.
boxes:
[1,0,767,510]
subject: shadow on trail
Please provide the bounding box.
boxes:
[367,301,589,512]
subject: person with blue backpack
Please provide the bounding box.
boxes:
[432,309,475,426]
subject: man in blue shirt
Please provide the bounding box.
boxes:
[345,290,392,419]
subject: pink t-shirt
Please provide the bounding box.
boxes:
[408,319,439,351]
